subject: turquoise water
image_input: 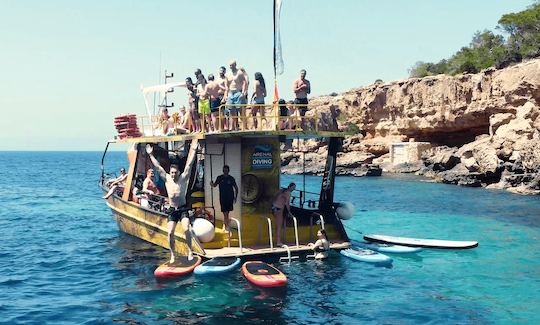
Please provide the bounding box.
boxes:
[1,152,539,324]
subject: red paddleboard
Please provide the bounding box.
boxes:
[154,255,202,278]
[242,261,287,287]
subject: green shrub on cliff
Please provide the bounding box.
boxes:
[409,2,540,77]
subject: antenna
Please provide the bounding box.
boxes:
[162,69,175,109]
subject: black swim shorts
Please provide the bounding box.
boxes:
[167,207,189,222]
[294,98,309,115]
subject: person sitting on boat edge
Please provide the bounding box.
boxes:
[308,229,330,259]
[102,167,128,199]
[210,165,238,232]
[271,182,296,246]
[146,142,198,263]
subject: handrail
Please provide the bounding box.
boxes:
[267,217,274,250]
[229,217,243,253]
[309,212,326,241]
[291,215,299,248]
[130,103,343,137]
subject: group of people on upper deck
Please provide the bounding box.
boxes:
[158,60,311,134]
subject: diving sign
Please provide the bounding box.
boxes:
[252,145,273,169]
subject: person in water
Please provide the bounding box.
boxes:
[271,182,296,246]
[210,165,238,231]
[102,167,128,199]
[293,69,311,128]
[309,229,330,259]
[146,142,198,263]
[250,72,267,130]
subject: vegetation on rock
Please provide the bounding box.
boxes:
[409,2,540,77]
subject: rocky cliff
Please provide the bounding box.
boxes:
[283,59,540,195]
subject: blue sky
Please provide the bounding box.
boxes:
[0,0,533,150]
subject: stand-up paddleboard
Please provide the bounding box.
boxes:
[154,255,202,278]
[340,248,393,264]
[194,257,241,275]
[355,241,422,254]
[364,234,478,249]
[242,261,287,287]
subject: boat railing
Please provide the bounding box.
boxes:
[130,103,342,137]
[291,189,319,209]
[228,217,243,253]
[288,214,300,248]
[257,215,275,250]
[309,212,326,241]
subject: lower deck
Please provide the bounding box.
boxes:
[202,241,351,258]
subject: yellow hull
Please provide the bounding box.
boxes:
[105,195,202,256]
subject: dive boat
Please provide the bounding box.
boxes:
[100,83,352,260]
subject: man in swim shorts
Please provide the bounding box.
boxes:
[293,69,311,128]
[223,60,248,131]
[146,141,198,263]
[271,182,296,246]
[210,165,238,231]
[206,74,222,132]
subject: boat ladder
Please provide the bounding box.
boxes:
[227,217,243,253]
[279,244,300,264]
[309,212,325,241]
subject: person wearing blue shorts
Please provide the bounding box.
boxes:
[223,60,248,131]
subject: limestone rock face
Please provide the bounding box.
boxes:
[282,58,540,194]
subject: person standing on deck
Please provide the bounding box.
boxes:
[250,72,267,130]
[186,77,200,133]
[217,66,228,130]
[206,74,222,132]
[271,182,296,246]
[293,69,311,129]
[223,60,248,131]
[210,165,238,232]
[146,142,198,263]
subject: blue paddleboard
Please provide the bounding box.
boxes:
[355,241,422,254]
[194,257,241,275]
[340,248,393,264]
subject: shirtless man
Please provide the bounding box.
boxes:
[206,74,222,131]
[224,60,248,131]
[102,168,128,199]
[271,182,296,246]
[293,69,311,128]
[142,168,160,196]
[159,108,175,135]
[146,141,198,263]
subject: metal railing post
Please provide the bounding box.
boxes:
[267,217,274,250]
[230,218,242,253]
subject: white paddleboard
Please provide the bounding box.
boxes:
[340,248,393,264]
[364,234,478,249]
[356,241,422,254]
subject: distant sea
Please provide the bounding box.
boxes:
[1,151,539,324]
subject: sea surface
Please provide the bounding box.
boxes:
[1,151,539,325]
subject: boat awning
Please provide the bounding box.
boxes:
[141,82,186,95]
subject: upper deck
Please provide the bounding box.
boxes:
[111,103,347,144]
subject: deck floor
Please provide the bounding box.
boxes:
[202,241,350,258]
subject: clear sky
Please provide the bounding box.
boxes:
[0,0,533,151]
